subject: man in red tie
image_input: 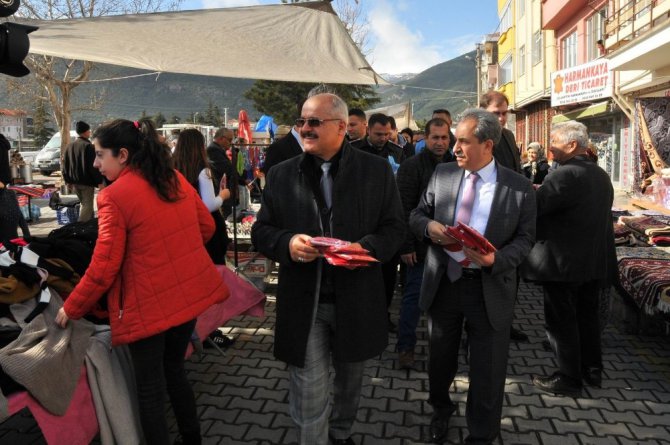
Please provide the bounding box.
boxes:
[410,109,536,444]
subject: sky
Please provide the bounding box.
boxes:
[180,0,501,75]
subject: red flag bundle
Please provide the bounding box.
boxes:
[444,222,496,255]
[308,237,379,267]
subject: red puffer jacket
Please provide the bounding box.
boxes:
[63,168,229,345]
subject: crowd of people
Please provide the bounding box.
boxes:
[1,88,616,445]
[254,90,615,445]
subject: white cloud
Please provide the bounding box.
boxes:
[367,0,444,75]
[201,0,262,9]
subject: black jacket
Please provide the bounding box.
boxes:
[351,137,405,165]
[62,137,104,187]
[396,149,453,260]
[521,155,617,285]
[251,142,405,367]
[494,128,522,173]
[522,160,550,185]
[206,141,236,214]
[262,132,302,175]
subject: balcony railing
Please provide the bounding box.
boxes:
[605,0,670,51]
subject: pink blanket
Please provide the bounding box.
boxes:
[7,367,98,445]
[187,265,266,356]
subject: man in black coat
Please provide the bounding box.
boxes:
[261,125,303,175]
[351,113,405,331]
[395,117,454,369]
[252,93,404,445]
[206,128,236,217]
[62,121,104,222]
[480,91,522,174]
[522,120,616,397]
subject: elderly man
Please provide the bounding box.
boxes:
[252,93,404,445]
[396,117,454,369]
[522,120,616,397]
[410,109,535,444]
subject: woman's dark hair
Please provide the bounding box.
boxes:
[173,129,209,186]
[93,118,180,202]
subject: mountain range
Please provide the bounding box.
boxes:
[1,50,476,125]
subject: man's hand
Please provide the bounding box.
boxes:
[463,247,495,267]
[400,252,417,266]
[289,234,320,263]
[427,221,458,246]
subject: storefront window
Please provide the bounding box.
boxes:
[582,115,623,185]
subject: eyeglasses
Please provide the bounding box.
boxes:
[295,118,341,128]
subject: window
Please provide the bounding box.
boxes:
[499,1,512,33]
[586,7,608,60]
[518,0,525,18]
[518,45,526,76]
[499,56,512,85]
[532,31,542,65]
[562,31,577,68]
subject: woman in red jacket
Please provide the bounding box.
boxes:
[56,118,229,445]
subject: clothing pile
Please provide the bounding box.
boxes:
[0,220,141,444]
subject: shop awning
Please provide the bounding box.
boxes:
[552,102,610,123]
[20,1,386,85]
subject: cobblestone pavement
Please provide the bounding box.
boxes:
[180,280,670,445]
[9,205,670,445]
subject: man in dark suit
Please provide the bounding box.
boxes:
[206,128,236,216]
[396,117,454,369]
[480,91,521,174]
[522,120,616,397]
[351,112,405,332]
[410,109,536,444]
[261,124,303,175]
[252,93,404,445]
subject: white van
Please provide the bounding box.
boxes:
[35,131,78,176]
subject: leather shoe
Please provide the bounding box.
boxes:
[532,372,582,397]
[429,405,456,443]
[329,435,355,445]
[582,367,602,388]
[398,350,415,369]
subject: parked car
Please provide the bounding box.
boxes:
[35,131,78,176]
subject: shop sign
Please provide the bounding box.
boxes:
[551,59,612,107]
[620,125,633,189]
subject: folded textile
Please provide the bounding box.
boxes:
[85,327,142,445]
[619,215,670,237]
[0,291,95,416]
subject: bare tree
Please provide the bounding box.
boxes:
[16,0,182,149]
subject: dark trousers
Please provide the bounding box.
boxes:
[382,253,400,308]
[128,319,201,445]
[543,280,602,381]
[428,277,510,445]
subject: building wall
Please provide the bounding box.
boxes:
[0,115,24,142]
[497,0,515,104]
[554,0,608,69]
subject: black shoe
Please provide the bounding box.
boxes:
[204,331,235,349]
[532,372,583,397]
[429,405,456,444]
[329,435,355,445]
[510,326,529,342]
[582,367,602,388]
